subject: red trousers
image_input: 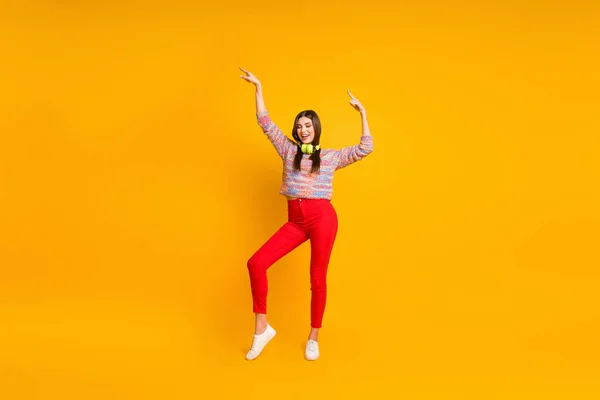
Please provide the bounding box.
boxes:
[247,198,338,328]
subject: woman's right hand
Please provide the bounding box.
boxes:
[239,67,261,88]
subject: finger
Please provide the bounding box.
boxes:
[239,67,251,75]
[347,89,356,99]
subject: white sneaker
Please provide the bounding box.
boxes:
[305,339,320,361]
[245,324,276,360]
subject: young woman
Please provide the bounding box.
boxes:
[240,67,373,361]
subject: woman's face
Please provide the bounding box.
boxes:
[296,116,315,144]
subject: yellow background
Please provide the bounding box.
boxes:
[1,0,599,398]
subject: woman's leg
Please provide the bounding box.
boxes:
[303,203,338,361]
[245,221,308,360]
[307,203,339,338]
[247,221,308,327]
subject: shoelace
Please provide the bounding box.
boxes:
[249,336,261,352]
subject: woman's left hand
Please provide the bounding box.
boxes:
[348,89,366,114]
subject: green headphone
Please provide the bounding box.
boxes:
[300,143,321,154]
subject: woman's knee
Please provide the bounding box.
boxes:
[247,255,265,274]
[310,276,327,292]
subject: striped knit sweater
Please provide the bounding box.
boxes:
[257,110,373,200]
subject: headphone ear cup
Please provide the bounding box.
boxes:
[301,143,314,154]
[300,143,319,154]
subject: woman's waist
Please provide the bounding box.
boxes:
[285,196,334,216]
[285,195,331,203]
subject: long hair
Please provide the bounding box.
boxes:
[291,110,321,173]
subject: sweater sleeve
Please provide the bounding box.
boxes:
[257,111,295,160]
[334,135,374,170]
